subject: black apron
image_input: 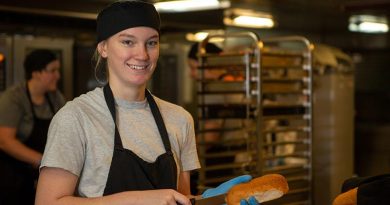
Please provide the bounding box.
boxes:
[102,84,178,196]
[25,83,55,154]
[341,174,390,205]
[0,83,55,205]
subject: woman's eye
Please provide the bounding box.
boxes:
[122,40,134,46]
[147,40,159,48]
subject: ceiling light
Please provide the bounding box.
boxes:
[349,15,389,33]
[186,32,208,42]
[186,30,225,42]
[154,0,230,12]
[224,9,274,28]
[233,16,274,28]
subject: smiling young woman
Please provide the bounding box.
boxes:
[34,1,260,205]
[34,1,199,205]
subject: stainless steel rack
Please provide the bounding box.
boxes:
[195,33,313,205]
[260,36,313,205]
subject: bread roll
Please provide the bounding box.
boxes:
[332,187,357,205]
[226,174,289,205]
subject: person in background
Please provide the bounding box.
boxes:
[187,42,223,80]
[186,42,224,143]
[187,42,245,143]
[187,42,227,194]
[35,1,259,205]
[0,49,65,205]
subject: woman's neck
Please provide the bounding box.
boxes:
[27,80,46,105]
[109,81,146,102]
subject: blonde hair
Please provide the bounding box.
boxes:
[91,47,108,85]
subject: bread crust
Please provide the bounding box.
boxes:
[226,174,289,205]
[332,187,357,205]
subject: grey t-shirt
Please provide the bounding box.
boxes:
[0,82,66,141]
[41,87,200,197]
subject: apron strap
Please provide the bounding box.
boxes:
[145,90,172,152]
[26,82,55,117]
[103,84,123,148]
[45,93,55,114]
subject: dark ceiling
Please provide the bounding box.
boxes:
[0,0,389,35]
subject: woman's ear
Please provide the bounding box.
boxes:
[97,41,108,58]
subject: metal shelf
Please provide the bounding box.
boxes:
[195,33,313,204]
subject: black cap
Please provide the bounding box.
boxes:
[96,0,161,43]
[188,42,222,60]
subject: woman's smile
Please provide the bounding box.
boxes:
[127,63,149,70]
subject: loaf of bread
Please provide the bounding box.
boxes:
[332,187,357,205]
[226,174,289,205]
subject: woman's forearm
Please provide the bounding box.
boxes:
[0,127,42,167]
[36,168,192,205]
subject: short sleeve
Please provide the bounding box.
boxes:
[0,89,25,127]
[41,104,86,176]
[180,110,200,171]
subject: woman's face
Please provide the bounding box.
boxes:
[99,27,159,88]
[38,59,61,92]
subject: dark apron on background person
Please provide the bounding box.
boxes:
[341,174,390,205]
[25,83,55,155]
[0,83,55,205]
[103,84,178,196]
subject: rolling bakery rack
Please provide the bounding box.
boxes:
[195,32,313,205]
